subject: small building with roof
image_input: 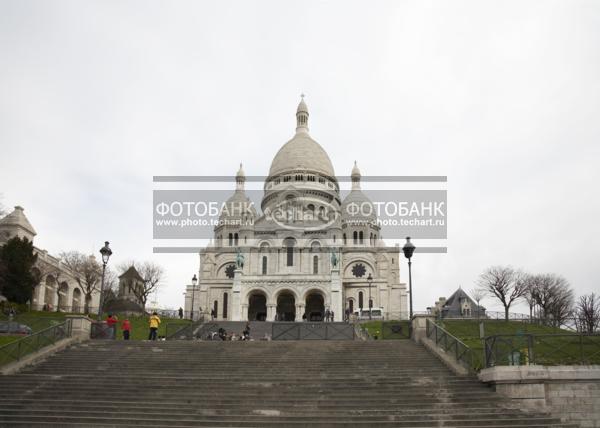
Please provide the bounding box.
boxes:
[429,287,486,319]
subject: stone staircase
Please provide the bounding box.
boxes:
[0,340,577,427]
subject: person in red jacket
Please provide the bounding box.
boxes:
[105,314,118,339]
[121,318,131,340]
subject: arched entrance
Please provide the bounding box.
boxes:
[276,292,296,321]
[72,288,82,313]
[248,293,267,321]
[305,292,325,321]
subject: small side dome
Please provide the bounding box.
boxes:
[342,162,376,223]
[219,191,257,222]
[341,190,377,224]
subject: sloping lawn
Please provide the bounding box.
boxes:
[361,320,411,339]
[0,312,190,344]
[438,319,589,370]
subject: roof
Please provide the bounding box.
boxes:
[268,100,335,178]
[442,288,485,313]
[118,266,145,282]
[0,206,37,236]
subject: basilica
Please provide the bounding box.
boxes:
[185,98,408,322]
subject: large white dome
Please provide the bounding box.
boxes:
[268,98,335,178]
[269,133,335,177]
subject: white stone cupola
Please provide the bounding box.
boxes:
[296,95,309,133]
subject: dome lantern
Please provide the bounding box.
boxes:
[351,161,361,190]
[296,94,309,134]
[236,163,245,191]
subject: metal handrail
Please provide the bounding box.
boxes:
[484,333,600,368]
[426,319,474,371]
[0,319,72,367]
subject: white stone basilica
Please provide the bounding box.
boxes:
[185,98,408,322]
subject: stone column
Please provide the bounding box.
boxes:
[267,304,276,321]
[411,314,435,343]
[241,304,249,321]
[33,283,45,311]
[231,268,243,321]
[330,268,343,322]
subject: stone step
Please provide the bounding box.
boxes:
[0,340,570,427]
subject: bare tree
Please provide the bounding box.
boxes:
[532,273,574,325]
[136,262,164,309]
[522,274,541,319]
[576,293,600,333]
[477,266,527,321]
[115,260,164,310]
[470,288,486,319]
[0,194,6,217]
[60,252,101,314]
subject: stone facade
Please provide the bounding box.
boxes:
[479,365,600,427]
[185,99,408,322]
[0,206,100,312]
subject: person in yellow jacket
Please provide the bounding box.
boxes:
[148,312,161,341]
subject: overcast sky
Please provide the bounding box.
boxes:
[1,0,599,313]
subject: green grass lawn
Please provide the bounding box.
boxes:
[436,319,599,370]
[360,320,411,340]
[0,312,190,344]
[0,336,21,346]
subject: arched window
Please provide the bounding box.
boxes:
[228,233,233,246]
[213,300,218,318]
[223,293,228,318]
[333,235,336,243]
[348,299,354,313]
[343,234,347,245]
[353,231,358,244]
[313,255,318,274]
[369,299,373,309]
[358,291,364,309]
[262,256,267,275]
[234,233,239,246]
[359,231,363,244]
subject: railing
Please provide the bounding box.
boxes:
[90,322,116,339]
[484,334,600,368]
[272,322,355,340]
[359,320,411,340]
[165,316,206,340]
[0,320,72,367]
[426,319,475,371]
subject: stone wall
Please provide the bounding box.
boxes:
[479,365,600,427]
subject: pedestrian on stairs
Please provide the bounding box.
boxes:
[148,312,161,341]
[330,310,335,322]
[121,318,131,340]
[325,309,330,322]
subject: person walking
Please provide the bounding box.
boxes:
[121,318,131,340]
[106,314,118,339]
[148,312,161,341]
[330,310,335,322]
[324,309,330,322]
[178,307,183,319]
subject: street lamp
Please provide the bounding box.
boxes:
[190,274,198,322]
[367,273,373,320]
[98,241,112,319]
[402,236,415,320]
